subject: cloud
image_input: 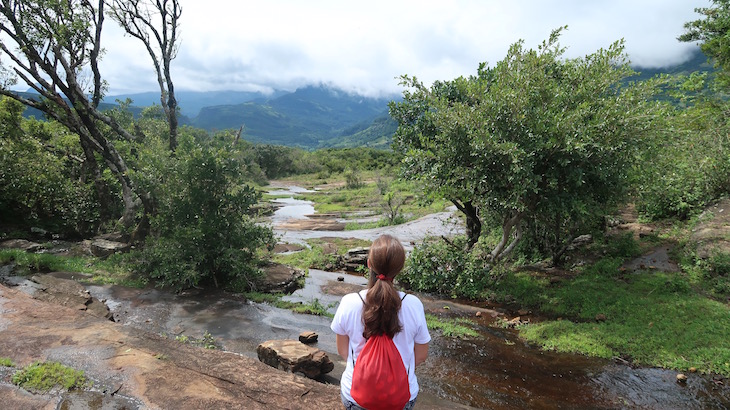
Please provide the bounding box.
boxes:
[97,0,710,96]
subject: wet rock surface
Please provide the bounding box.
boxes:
[0,284,342,409]
[258,262,306,294]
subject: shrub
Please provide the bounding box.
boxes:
[399,237,493,299]
[133,145,275,291]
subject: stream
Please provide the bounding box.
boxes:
[7,184,730,409]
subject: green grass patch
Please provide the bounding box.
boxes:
[508,269,730,375]
[426,314,479,338]
[0,357,14,367]
[12,361,88,392]
[175,331,218,349]
[273,237,370,271]
[244,291,335,318]
[0,249,148,288]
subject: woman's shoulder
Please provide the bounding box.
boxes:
[399,292,425,309]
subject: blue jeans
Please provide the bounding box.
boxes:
[341,391,417,410]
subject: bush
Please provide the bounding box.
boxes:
[399,237,493,299]
[133,145,275,291]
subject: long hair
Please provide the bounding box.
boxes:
[362,235,406,339]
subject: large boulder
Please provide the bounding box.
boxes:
[258,263,306,294]
[257,340,334,379]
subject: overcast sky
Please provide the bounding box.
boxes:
[99,0,711,97]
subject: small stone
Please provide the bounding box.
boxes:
[689,367,697,373]
[475,311,482,317]
[517,309,530,316]
[676,373,688,383]
[299,331,318,344]
[595,314,607,322]
[337,276,345,282]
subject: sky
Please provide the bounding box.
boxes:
[98,0,711,98]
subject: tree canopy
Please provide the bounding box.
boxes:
[390,27,660,263]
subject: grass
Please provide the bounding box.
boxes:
[244,291,335,317]
[12,361,88,392]
[273,237,370,271]
[0,357,14,367]
[426,314,479,338]
[503,267,730,375]
[0,249,148,288]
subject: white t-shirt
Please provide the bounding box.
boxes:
[330,289,431,404]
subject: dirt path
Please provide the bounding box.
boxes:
[0,284,341,410]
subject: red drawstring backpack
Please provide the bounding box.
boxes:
[350,292,410,410]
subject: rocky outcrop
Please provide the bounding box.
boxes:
[90,239,130,258]
[257,340,334,379]
[0,284,342,409]
[30,274,113,321]
[258,263,306,294]
[343,247,368,273]
[0,239,42,252]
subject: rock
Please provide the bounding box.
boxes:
[337,276,345,282]
[343,247,369,272]
[299,331,318,344]
[257,340,334,379]
[30,274,113,321]
[689,367,697,373]
[595,314,607,322]
[676,373,688,384]
[475,311,482,317]
[258,263,305,294]
[90,239,130,258]
[0,239,42,253]
[567,234,593,251]
[30,227,48,237]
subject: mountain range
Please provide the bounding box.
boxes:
[18,49,714,150]
[105,85,398,149]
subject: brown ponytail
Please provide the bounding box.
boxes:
[362,235,406,339]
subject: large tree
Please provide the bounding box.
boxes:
[109,0,181,151]
[0,0,154,236]
[389,28,660,263]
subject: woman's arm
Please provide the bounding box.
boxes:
[414,342,429,366]
[336,334,350,360]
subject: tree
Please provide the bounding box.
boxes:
[0,0,154,236]
[109,0,181,151]
[389,28,659,264]
[679,0,730,88]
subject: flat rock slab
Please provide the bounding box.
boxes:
[0,284,342,409]
[257,340,334,379]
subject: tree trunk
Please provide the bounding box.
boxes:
[451,200,482,250]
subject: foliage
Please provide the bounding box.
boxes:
[390,27,661,263]
[0,357,14,367]
[132,144,275,291]
[425,314,479,338]
[680,0,730,89]
[399,237,495,299]
[636,99,730,220]
[175,331,218,349]
[0,98,99,235]
[12,361,88,392]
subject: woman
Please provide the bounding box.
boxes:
[331,234,431,410]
